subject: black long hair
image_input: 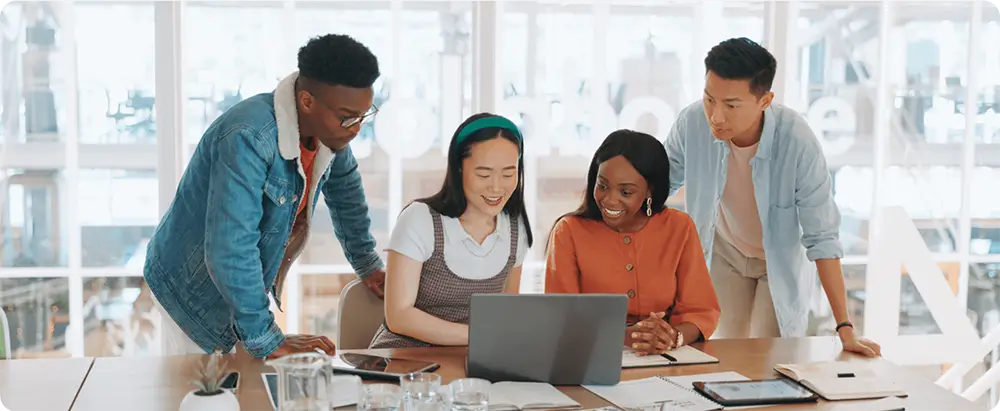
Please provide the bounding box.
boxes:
[416,113,534,247]
[547,129,670,249]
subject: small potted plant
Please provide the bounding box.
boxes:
[179,352,239,411]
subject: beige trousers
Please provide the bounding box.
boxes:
[709,232,781,338]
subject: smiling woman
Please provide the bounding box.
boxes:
[371,113,534,349]
[545,129,721,355]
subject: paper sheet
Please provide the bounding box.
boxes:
[583,377,721,411]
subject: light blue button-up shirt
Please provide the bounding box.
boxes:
[664,100,844,337]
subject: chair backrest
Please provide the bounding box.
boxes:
[1,309,10,359]
[336,279,385,350]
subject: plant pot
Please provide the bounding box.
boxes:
[179,389,239,411]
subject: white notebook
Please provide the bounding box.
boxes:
[583,376,722,411]
[774,362,907,401]
[622,346,720,368]
[489,382,581,411]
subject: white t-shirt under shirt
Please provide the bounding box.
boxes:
[387,202,528,280]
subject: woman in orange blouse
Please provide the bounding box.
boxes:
[546,129,720,355]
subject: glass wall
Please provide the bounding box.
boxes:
[0,4,998,401]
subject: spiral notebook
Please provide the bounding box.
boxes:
[583,376,723,411]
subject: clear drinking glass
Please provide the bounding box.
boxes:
[447,378,491,411]
[399,373,445,411]
[358,384,403,411]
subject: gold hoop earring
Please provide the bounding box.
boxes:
[646,197,653,217]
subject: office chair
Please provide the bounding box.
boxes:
[336,279,385,350]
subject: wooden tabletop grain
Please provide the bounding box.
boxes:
[0,357,94,411]
[65,337,979,411]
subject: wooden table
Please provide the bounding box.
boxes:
[71,348,274,411]
[0,357,94,411]
[69,338,980,411]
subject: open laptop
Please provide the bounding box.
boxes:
[466,294,628,386]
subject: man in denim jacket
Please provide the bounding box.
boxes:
[144,34,386,358]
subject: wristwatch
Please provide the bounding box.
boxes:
[675,331,684,348]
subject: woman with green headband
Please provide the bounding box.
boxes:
[370,113,534,348]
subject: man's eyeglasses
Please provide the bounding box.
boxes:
[307,91,378,129]
[340,105,378,129]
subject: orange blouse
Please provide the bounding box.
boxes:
[545,209,721,339]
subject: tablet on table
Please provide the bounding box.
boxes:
[693,378,820,407]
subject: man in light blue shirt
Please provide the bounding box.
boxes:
[665,37,879,356]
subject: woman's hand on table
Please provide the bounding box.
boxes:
[628,312,679,355]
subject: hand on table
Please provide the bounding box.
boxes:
[628,312,680,356]
[267,334,336,359]
[839,327,881,357]
[362,269,386,299]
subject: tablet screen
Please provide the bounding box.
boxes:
[699,379,816,402]
[332,353,437,375]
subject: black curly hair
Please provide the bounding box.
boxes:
[297,34,380,88]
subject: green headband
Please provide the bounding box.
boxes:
[456,117,523,144]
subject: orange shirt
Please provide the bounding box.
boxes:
[296,139,318,216]
[545,209,721,339]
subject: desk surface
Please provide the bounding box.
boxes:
[71,351,274,411]
[0,357,95,411]
[70,337,979,411]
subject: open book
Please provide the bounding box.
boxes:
[622,346,719,368]
[489,382,581,411]
[774,362,907,401]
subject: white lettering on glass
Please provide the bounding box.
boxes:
[363,96,867,159]
[806,96,857,156]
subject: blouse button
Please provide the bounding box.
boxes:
[292,194,299,202]
[625,263,634,271]
[279,196,286,205]
[627,289,636,299]
[623,236,631,244]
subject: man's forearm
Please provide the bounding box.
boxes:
[816,258,850,324]
[352,250,384,278]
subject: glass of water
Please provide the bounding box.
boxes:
[447,378,491,411]
[400,373,445,411]
[358,384,402,411]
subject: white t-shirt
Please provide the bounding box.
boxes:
[387,202,528,280]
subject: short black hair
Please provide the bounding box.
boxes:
[297,34,380,89]
[704,37,776,97]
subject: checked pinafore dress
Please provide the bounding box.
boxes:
[369,207,519,348]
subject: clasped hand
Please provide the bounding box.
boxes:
[628,312,679,356]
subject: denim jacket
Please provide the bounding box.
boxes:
[665,101,844,337]
[144,72,383,357]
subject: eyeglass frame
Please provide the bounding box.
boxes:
[307,90,379,129]
[339,104,378,129]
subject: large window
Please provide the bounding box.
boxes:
[1,5,1000,403]
[76,4,156,144]
[793,2,883,257]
